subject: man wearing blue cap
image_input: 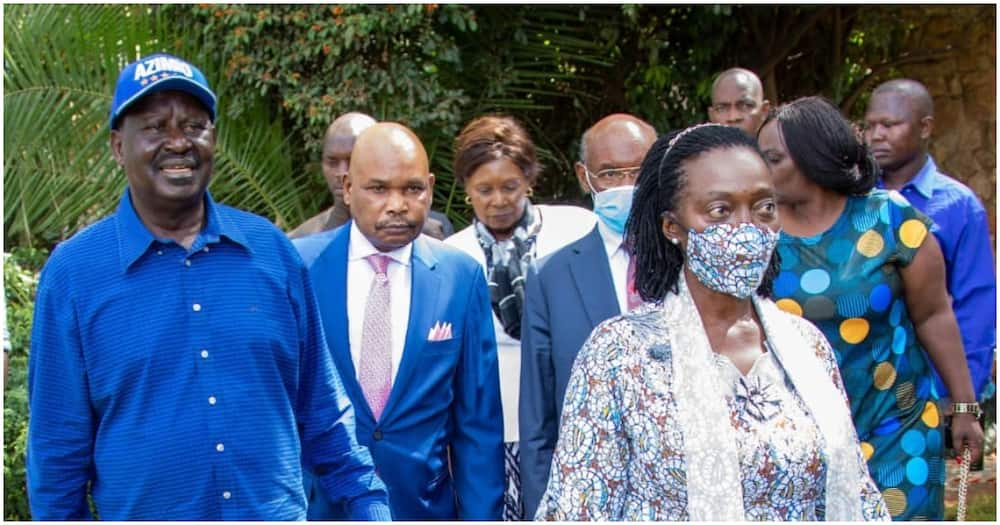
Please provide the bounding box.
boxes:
[26,53,391,521]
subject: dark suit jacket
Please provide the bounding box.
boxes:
[293,223,504,520]
[518,226,620,518]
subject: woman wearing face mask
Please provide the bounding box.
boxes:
[536,124,888,521]
[757,97,983,521]
[444,115,596,521]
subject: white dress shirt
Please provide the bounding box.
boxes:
[596,218,631,314]
[347,222,412,385]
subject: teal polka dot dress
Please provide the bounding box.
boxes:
[774,190,941,520]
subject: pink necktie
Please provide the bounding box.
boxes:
[625,248,642,310]
[359,254,392,420]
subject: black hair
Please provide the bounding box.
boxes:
[761,96,879,196]
[625,124,780,303]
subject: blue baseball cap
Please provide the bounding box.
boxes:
[109,53,217,129]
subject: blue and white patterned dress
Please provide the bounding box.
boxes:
[536,288,888,521]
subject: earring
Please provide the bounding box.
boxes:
[525,187,534,198]
[670,238,679,246]
[464,195,472,205]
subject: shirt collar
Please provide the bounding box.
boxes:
[906,156,939,199]
[116,189,251,273]
[596,218,626,259]
[348,221,413,267]
[877,155,938,200]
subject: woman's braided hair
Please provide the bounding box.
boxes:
[625,123,781,303]
[760,96,880,196]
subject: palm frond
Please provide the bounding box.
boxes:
[3,4,161,247]
[208,98,309,230]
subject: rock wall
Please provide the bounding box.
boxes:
[895,5,996,240]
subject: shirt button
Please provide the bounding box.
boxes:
[192,303,201,312]
[157,250,163,256]
[208,396,217,405]
[373,429,383,441]
[184,259,192,267]
[201,349,209,359]
[216,443,225,452]
[222,491,231,500]
[203,246,210,253]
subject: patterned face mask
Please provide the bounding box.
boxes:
[685,222,780,299]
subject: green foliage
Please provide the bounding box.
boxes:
[456,5,624,203]
[5,4,981,249]
[189,4,475,154]
[3,4,155,248]
[3,247,46,521]
[622,5,739,130]
[167,4,478,227]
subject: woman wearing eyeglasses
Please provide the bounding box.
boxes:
[443,114,596,520]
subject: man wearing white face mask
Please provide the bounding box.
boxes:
[519,113,656,518]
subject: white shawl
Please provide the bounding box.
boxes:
[664,273,864,521]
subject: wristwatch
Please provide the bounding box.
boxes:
[952,402,982,418]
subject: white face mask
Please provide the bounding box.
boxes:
[591,185,636,235]
[685,222,780,299]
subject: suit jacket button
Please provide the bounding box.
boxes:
[373,429,383,441]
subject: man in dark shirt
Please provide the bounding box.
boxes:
[26,52,390,520]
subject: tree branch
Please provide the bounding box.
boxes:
[759,7,832,78]
[839,47,957,114]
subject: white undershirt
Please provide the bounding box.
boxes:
[596,219,631,313]
[346,222,412,385]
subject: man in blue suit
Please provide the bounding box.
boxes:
[519,114,657,518]
[294,123,505,520]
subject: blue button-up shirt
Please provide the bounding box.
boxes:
[27,190,391,520]
[879,156,996,399]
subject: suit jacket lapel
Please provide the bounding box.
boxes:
[380,236,442,421]
[313,224,373,421]
[568,227,620,327]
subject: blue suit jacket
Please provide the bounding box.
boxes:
[294,223,505,520]
[519,226,620,518]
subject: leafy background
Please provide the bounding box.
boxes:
[3,4,995,520]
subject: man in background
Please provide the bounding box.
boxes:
[519,113,657,518]
[707,67,771,136]
[864,79,996,412]
[288,112,454,239]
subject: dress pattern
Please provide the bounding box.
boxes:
[773,190,941,520]
[536,294,888,521]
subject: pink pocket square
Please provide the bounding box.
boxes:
[427,321,453,341]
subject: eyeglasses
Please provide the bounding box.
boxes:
[584,166,641,183]
[709,100,759,114]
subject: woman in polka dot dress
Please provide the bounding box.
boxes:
[757,96,984,520]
